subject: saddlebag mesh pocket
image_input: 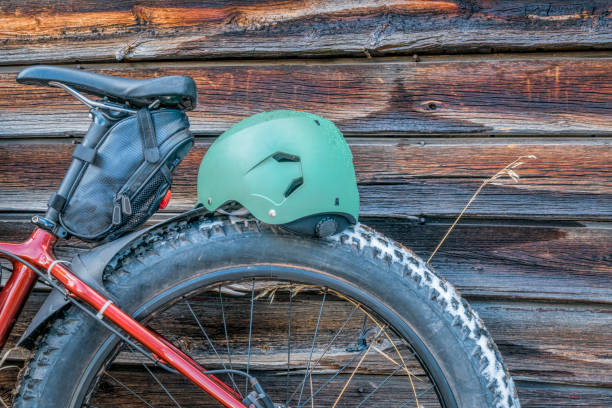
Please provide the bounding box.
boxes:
[58,109,193,242]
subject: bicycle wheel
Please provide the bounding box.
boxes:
[14,214,519,408]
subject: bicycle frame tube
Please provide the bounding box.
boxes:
[0,228,246,408]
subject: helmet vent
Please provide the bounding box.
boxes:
[284,177,304,197]
[273,152,300,162]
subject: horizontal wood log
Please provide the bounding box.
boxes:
[472,300,612,388]
[1,215,610,303]
[0,362,608,407]
[3,56,612,136]
[1,1,612,65]
[1,367,608,407]
[0,139,610,219]
[515,382,612,407]
[359,183,611,220]
[372,218,612,304]
[6,181,609,220]
[0,362,439,407]
[1,292,610,389]
[85,368,440,407]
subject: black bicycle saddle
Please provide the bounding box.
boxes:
[17,65,197,110]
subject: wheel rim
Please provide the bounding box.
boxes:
[81,265,456,408]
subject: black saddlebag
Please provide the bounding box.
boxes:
[55,108,193,241]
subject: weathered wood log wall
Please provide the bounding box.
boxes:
[0,1,611,406]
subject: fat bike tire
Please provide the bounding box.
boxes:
[13,215,519,408]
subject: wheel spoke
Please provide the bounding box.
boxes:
[88,277,446,408]
[218,290,241,397]
[127,344,183,408]
[102,369,155,408]
[355,363,403,408]
[297,324,388,408]
[245,279,255,396]
[331,325,386,408]
[382,333,423,406]
[371,345,416,368]
[286,303,358,405]
[296,288,327,407]
[398,384,435,408]
[382,329,424,400]
[184,299,241,396]
[285,288,293,406]
[309,304,358,372]
[295,347,361,408]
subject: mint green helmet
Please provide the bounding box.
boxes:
[197,110,359,236]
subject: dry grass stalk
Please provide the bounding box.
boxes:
[253,283,320,303]
[426,155,537,266]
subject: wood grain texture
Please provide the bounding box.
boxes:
[0,292,609,390]
[1,139,609,219]
[1,3,611,404]
[3,56,612,136]
[472,299,612,387]
[372,218,612,304]
[1,1,612,65]
[0,368,608,407]
[515,382,612,408]
[1,215,610,303]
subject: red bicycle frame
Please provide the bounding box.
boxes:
[0,227,247,408]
